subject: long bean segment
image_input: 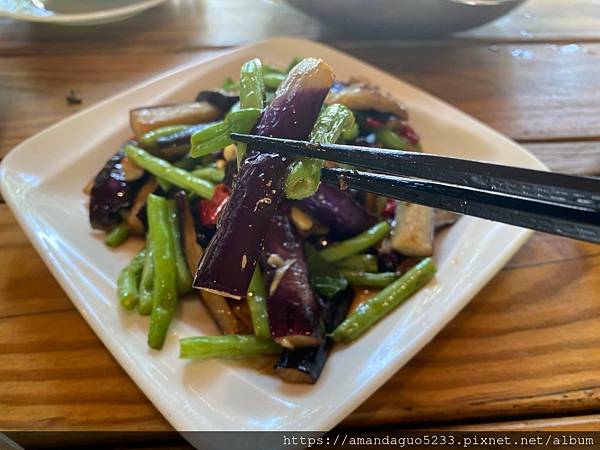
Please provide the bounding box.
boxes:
[139,124,188,148]
[179,335,281,360]
[190,108,261,158]
[239,58,265,110]
[191,167,224,183]
[237,59,265,165]
[375,128,411,150]
[340,270,399,288]
[335,254,378,272]
[330,258,436,343]
[117,247,146,310]
[285,104,355,200]
[166,200,193,295]
[320,221,391,262]
[147,194,178,349]
[105,221,129,247]
[247,267,270,339]
[137,237,154,315]
[124,144,214,198]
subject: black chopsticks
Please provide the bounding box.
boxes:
[230,133,600,244]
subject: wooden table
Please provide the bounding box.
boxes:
[2,0,600,446]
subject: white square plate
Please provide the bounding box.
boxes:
[0,37,544,444]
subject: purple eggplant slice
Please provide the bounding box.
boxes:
[193,58,334,299]
[262,213,323,348]
[130,102,223,141]
[296,183,377,238]
[326,81,408,120]
[89,150,145,231]
[150,122,217,160]
[275,280,353,383]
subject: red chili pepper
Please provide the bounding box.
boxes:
[381,198,398,218]
[199,184,231,226]
[399,123,420,146]
[365,116,386,129]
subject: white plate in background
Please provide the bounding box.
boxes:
[0,37,543,448]
[0,0,168,25]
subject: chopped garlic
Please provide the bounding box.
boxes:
[223,144,237,161]
[290,207,314,232]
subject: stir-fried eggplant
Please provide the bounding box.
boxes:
[174,191,204,272]
[296,183,377,238]
[390,202,434,257]
[130,102,222,140]
[148,123,217,160]
[200,291,248,335]
[89,56,445,374]
[327,82,408,120]
[376,238,403,272]
[193,58,334,299]
[261,213,323,348]
[89,150,145,231]
[174,192,250,334]
[196,90,239,112]
[434,209,461,230]
[275,283,353,383]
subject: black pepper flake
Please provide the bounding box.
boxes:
[66,90,82,105]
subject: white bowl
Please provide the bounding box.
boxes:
[285,0,526,36]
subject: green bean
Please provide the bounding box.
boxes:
[247,267,270,339]
[330,258,437,343]
[137,237,154,315]
[190,108,261,158]
[222,77,239,91]
[320,221,391,262]
[139,124,188,148]
[105,221,129,247]
[124,144,214,199]
[339,270,399,288]
[262,63,285,76]
[238,59,265,165]
[263,72,286,90]
[117,247,146,310]
[285,104,355,199]
[340,121,359,142]
[189,121,230,155]
[147,194,178,350]
[335,254,378,272]
[179,335,281,360]
[375,128,411,150]
[191,167,225,183]
[166,200,193,296]
[239,58,265,110]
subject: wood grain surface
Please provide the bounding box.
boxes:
[1,0,600,442]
